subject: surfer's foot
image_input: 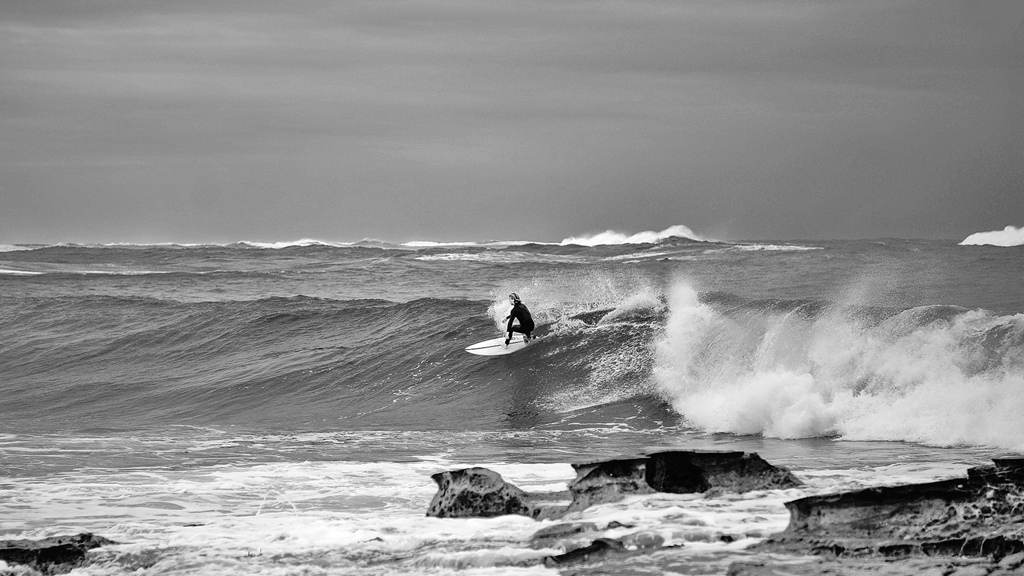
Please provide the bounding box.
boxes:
[504,338,510,346]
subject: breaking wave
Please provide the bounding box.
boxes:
[237,238,354,249]
[560,225,704,246]
[960,225,1024,247]
[654,283,1024,450]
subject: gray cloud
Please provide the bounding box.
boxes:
[1,0,1021,242]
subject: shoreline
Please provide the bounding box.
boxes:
[3,450,1022,574]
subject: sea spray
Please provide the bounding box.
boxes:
[654,281,1024,450]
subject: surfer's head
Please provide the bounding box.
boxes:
[508,293,521,304]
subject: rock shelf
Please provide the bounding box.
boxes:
[428,452,1024,573]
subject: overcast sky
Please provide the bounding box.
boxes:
[1,0,1021,244]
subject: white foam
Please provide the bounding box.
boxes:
[0,244,37,252]
[729,244,823,252]
[1,458,578,575]
[415,252,583,264]
[560,225,703,246]
[0,268,42,276]
[404,239,561,249]
[75,269,174,276]
[403,240,482,248]
[103,242,218,248]
[960,225,1024,247]
[654,282,1024,451]
[237,238,352,249]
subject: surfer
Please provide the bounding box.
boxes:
[504,293,535,346]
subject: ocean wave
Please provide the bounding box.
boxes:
[4,248,1022,452]
[414,251,584,264]
[960,225,1024,247]
[728,243,823,252]
[560,225,704,246]
[236,238,354,249]
[403,240,487,248]
[654,283,1024,450]
[2,228,703,252]
[0,244,40,253]
[1,267,179,277]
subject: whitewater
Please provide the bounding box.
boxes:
[1,230,1021,575]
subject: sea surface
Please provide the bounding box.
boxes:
[1,234,1022,575]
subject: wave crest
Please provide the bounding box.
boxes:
[237,238,353,249]
[560,225,703,246]
[960,225,1024,247]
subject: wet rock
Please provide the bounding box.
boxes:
[542,537,626,566]
[731,458,1024,575]
[567,450,802,511]
[566,457,654,511]
[427,451,803,520]
[622,530,666,550]
[759,460,1024,559]
[646,450,803,494]
[426,467,568,519]
[727,558,996,576]
[529,522,600,548]
[998,551,1024,570]
[0,533,116,573]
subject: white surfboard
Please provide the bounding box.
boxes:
[465,335,530,356]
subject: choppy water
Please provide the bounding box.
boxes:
[1,235,1021,574]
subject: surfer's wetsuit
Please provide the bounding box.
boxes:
[506,302,535,341]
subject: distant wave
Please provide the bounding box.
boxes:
[237,238,353,249]
[560,225,703,246]
[74,269,176,276]
[2,226,698,250]
[0,244,39,253]
[728,243,823,252]
[403,240,487,248]
[960,225,1024,247]
[415,252,583,264]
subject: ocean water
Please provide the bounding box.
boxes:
[1,235,1021,575]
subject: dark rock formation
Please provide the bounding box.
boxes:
[724,553,1024,573]
[0,533,115,574]
[426,467,568,520]
[426,450,802,520]
[570,451,802,511]
[528,522,601,548]
[728,554,1024,576]
[732,458,1024,575]
[566,457,654,511]
[646,450,803,494]
[760,458,1024,559]
[542,537,626,567]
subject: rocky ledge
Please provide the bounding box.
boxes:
[427,449,803,520]
[429,452,1024,574]
[428,449,803,566]
[0,533,116,574]
[729,458,1024,575]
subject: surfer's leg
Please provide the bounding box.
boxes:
[508,325,529,344]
